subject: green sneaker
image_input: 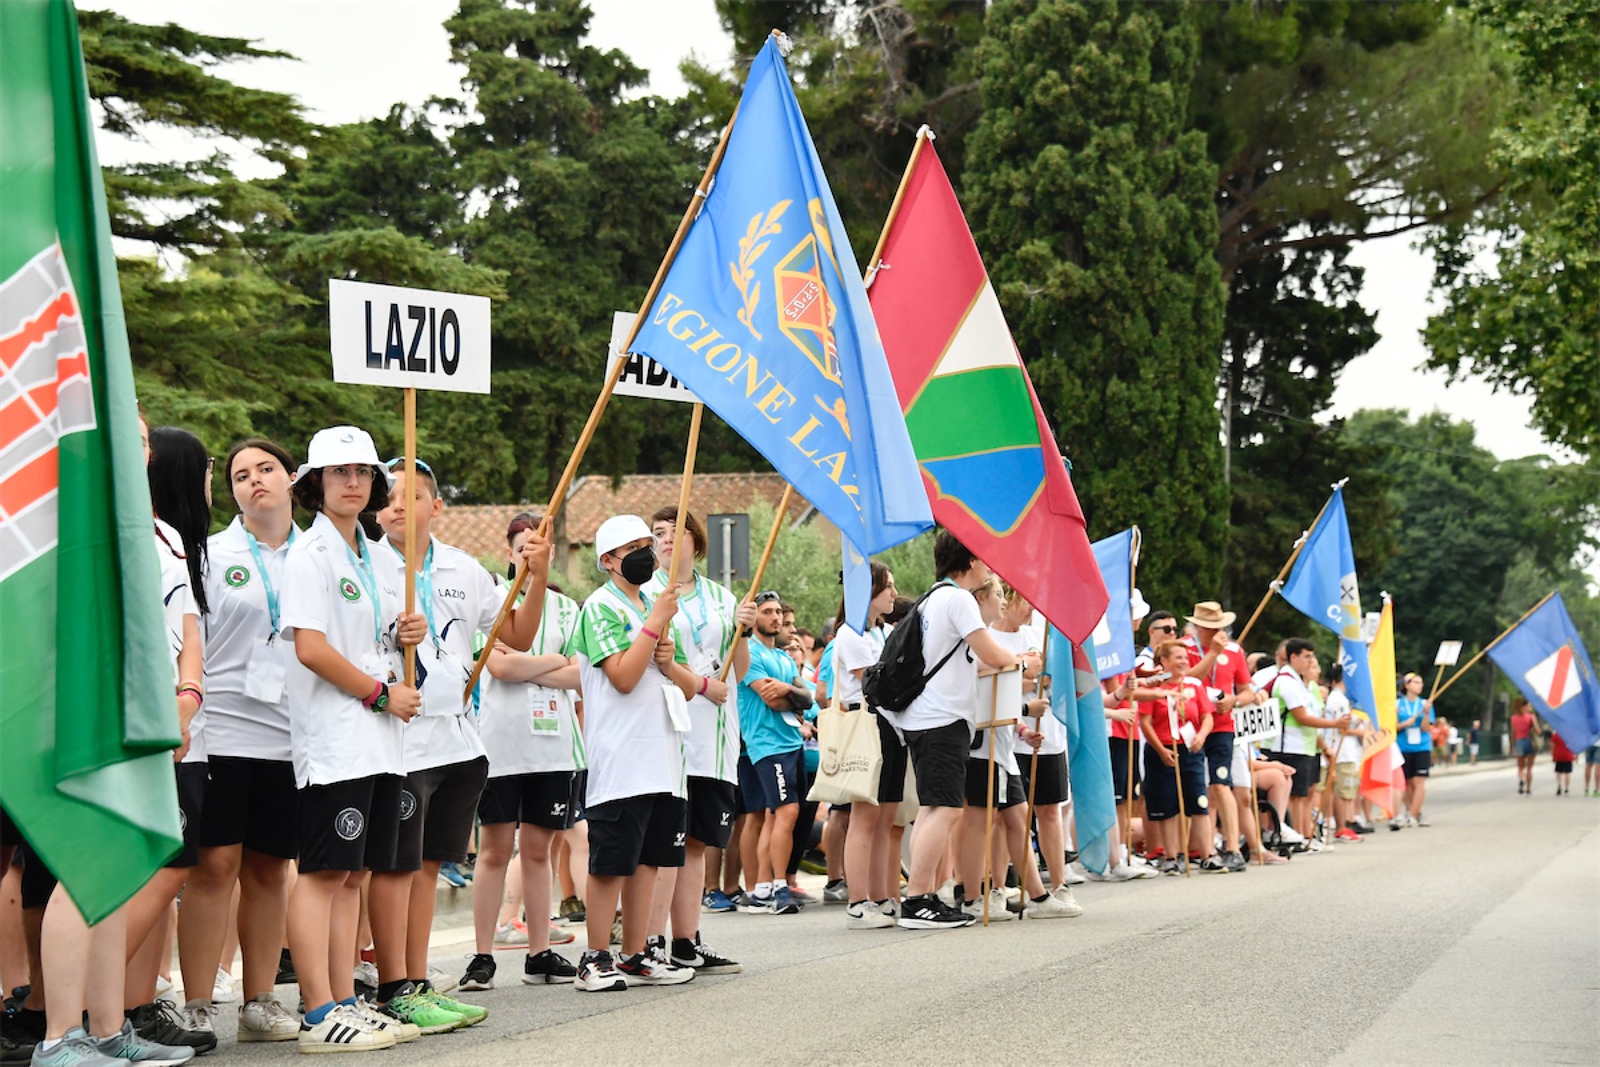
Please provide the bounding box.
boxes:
[416,989,487,1027]
[382,993,461,1036]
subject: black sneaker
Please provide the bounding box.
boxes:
[1198,856,1229,874]
[521,949,577,985]
[274,948,296,986]
[0,1008,44,1048]
[1221,851,1247,873]
[126,1000,218,1055]
[896,894,974,930]
[458,953,496,991]
[670,935,743,975]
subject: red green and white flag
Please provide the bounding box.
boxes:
[867,131,1107,641]
[1,0,183,922]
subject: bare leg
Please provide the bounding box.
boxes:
[123,904,169,1011]
[765,804,799,886]
[957,806,987,896]
[516,826,558,955]
[404,864,438,981]
[723,816,746,895]
[236,852,291,999]
[618,869,656,957]
[562,823,588,907]
[471,823,515,955]
[497,852,524,928]
[667,840,706,941]
[822,808,847,882]
[42,886,127,1040]
[584,874,622,953]
[0,863,25,994]
[885,824,905,901]
[366,871,411,988]
[286,869,345,1012]
[178,844,242,1005]
[843,802,888,902]
[1034,805,1066,888]
[1002,806,1045,898]
[905,806,962,897]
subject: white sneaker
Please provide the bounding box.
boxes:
[426,964,458,994]
[1279,824,1307,845]
[1025,888,1084,919]
[960,889,1016,922]
[845,901,894,929]
[179,1000,216,1038]
[154,975,177,1005]
[1060,865,1087,886]
[211,967,237,1004]
[493,920,529,946]
[1124,862,1160,879]
[297,1003,395,1053]
[351,961,378,989]
[237,994,299,1043]
[1307,838,1327,853]
[347,998,419,1044]
[936,879,958,909]
[877,898,900,920]
[1001,885,1022,904]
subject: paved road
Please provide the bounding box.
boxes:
[212,764,1599,1066]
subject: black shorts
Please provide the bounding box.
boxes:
[1015,751,1068,807]
[963,759,1022,809]
[870,711,908,805]
[1555,760,1574,774]
[1402,750,1432,780]
[685,777,737,848]
[169,761,207,868]
[741,749,804,812]
[904,720,970,809]
[478,770,582,831]
[1265,751,1318,797]
[298,774,403,875]
[1109,735,1141,804]
[1203,732,1236,788]
[198,756,299,859]
[587,793,686,876]
[1142,748,1210,822]
[17,846,57,910]
[732,754,752,818]
[389,757,489,870]
[0,806,23,849]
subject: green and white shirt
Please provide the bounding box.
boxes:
[480,587,586,777]
[642,570,742,784]
[568,581,689,808]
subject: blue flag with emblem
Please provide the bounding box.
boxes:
[1279,484,1378,719]
[1487,593,1600,751]
[629,36,932,627]
[1089,528,1137,679]
[1049,629,1116,874]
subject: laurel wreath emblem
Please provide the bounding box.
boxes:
[731,199,791,340]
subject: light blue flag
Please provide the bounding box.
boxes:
[1279,484,1378,718]
[630,36,932,631]
[1050,629,1116,874]
[841,533,872,633]
[1487,593,1600,751]
[1088,528,1136,679]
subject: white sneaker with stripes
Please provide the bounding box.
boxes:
[296,1003,395,1053]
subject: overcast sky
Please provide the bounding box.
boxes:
[100,0,1565,464]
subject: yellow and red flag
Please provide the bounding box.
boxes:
[1360,596,1405,816]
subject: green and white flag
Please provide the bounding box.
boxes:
[0,0,182,923]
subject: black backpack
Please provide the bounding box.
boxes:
[861,583,967,712]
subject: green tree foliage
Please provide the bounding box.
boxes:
[1342,409,1598,722]
[962,0,1227,614]
[1425,0,1600,457]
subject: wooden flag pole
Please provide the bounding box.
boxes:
[863,125,934,288]
[463,107,741,703]
[982,675,1001,927]
[1023,627,1049,866]
[402,387,418,687]
[1234,490,1343,649]
[1427,662,1449,705]
[1169,695,1191,879]
[1431,591,1557,703]
[1124,528,1141,864]
[715,484,796,685]
[670,403,705,589]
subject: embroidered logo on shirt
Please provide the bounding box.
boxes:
[224,565,250,588]
[339,578,361,601]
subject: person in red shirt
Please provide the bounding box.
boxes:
[1550,732,1576,795]
[1130,642,1223,873]
[1510,698,1541,795]
[1181,601,1259,872]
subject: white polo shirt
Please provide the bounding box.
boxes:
[378,536,500,773]
[568,582,689,809]
[155,518,204,763]
[641,570,742,784]
[990,623,1064,757]
[831,624,885,708]
[887,582,981,734]
[479,587,586,778]
[280,512,405,788]
[200,517,300,761]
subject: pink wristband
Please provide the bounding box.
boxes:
[362,680,383,708]
[698,676,710,697]
[640,626,660,641]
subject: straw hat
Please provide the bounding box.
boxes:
[1186,601,1236,630]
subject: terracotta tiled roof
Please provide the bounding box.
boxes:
[432,473,812,563]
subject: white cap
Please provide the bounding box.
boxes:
[593,514,653,571]
[1130,587,1150,622]
[296,426,395,488]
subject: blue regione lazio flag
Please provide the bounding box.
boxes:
[1487,593,1600,751]
[1278,483,1378,719]
[629,35,932,628]
[1088,528,1137,679]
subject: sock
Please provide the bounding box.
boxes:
[849,899,870,909]
[825,878,844,889]
[304,1001,337,1025]
[411,978,431,994]
[1031,894,1050,904]
[339,996,357,1006]
[376,979,409,1003]
[952,883,965,903]
[753,881,771,898]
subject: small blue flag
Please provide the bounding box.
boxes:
[631,37,932,611]
[841,532,872,632]
[1088,528,1136,679]
[1487,593,1600,751]
[1279,485,1378,719]
[1050,629,1116,874]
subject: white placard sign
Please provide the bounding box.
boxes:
[608,311,699,404]
[1433,640,1463,667]
[328,280,491,394]
[1233,701,1282,745]
[976,665,1025,725]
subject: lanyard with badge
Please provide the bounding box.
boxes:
[344,537,397,691]
[526,591,564,736]
[243,525,298,704]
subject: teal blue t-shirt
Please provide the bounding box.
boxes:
[738,640,803,763]
[1396,696,1433,752]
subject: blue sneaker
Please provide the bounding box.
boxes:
[437,863,469,889]
[701,889,735,914]
[770,886,801,915]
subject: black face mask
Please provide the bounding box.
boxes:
[618,546,657,586]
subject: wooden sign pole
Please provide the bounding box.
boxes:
[402,387,418,687]
[715,484,796,685]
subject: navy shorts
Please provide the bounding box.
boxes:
[1203,732,1236,788]
[741,749,804,811]
[587,793,686,876]
[1142,747,1209,822]
[686,776,737,848]
[1109,736,1140,804]
[1402,749,1432,780]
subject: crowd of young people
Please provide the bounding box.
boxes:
[0,423,1558,1067]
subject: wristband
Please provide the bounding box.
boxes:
[698,676,710,697]
[362,680,384,708]
[177,685,203,711]
[640,626,660,641]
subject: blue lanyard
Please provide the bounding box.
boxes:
[605,580,652,635]
[678,576,717,649]
[245,525,297,638]
[387,539,439,648]
[343,538,384,647]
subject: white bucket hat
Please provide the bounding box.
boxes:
[593,515,654,571]
[296,426,395,488]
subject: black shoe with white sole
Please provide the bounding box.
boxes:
[522,949,577,985]
[670,935,742,975]
[458,953,495,991]
[896,894,974,930]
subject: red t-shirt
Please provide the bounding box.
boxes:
[1511,712,1535,740]
[1551,734,1576,762]
[1138,677,1215,746]
[1183,637,1250,734]
[1105,675,1135,740]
